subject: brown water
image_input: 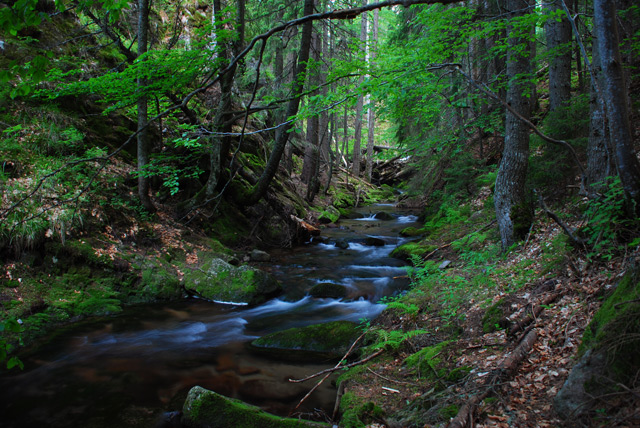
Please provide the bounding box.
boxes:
[0,204,420,427]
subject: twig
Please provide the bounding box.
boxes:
[367,367,417,386]
[537,191,586,248]
[289,332,382,415]
[289,348,385,384]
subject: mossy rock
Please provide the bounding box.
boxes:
[250,320,361,361]
[481,298,508,334]
[318,206,341,224]
[400,227,426,237]
[134,260,182,303]
[309,282,348,299]
[183,258,282,306]
[182,386,328,428]
[580,265,640,381]
[390,242,437,261]
[374,211,394,221]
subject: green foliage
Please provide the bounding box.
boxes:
[528,95,589,195]
[0,319,24,370]
[366,327,427,352]
[582,177,639,260]
[404,340,451,379]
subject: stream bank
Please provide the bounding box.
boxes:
[0,202,420,427]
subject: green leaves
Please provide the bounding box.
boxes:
[0,319,24,370]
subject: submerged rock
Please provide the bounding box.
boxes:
[309,282,348,299]
[374,211,394,220]
[363,236,386,247]
[250,249,271,262]
[182,386,328,428]
[250,320,361,361]
[183,258,282,306]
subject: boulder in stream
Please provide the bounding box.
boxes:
[250,320,361,361]
[309,282,348,299]
[374,211,394,221]
[182,386,329,428]
[250,249,271,262]
[183,258,282,306]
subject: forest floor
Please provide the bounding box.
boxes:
[332,191,639,427]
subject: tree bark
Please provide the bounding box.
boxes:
[545,0,572,111]
[238,0,315,206]
[352,0,367,178]
[594,0,640,208]
[494,0,533,251]
[586,32,613,192]
[137,0,155,212]
[365,8,379,183]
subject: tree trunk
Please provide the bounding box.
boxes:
[137,0,155,212]
[239,0,315,205]
[352,0,367,178]
[365,8,379,183]
[586,32,613,192]
[494,0,533,251]
[545,0,572,111]
[594,0,640,208]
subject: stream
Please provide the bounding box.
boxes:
[0,204,420,427]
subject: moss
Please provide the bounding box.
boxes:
[182,386,328,428]
[400,227,426,237]
[183,258,282,305]
[438,404,459,420]
[390,242,437,261]
[251,320,360,359]
[481,298,507,333]
[446,366,471,382]
[510,201,533,241]
[318,206,340,224]
[580,266,640,382]
[404,341,451,379]
[338,392,385,428]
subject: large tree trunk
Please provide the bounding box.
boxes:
[586,32,614,192]
[594,0,640,208]
[137,0,155,212]
[239,0,315,206]
[352,0,367,178]
[545,0,572,111]
[365,8,379,183]
[494,0,533,251]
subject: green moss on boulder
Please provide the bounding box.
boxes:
[390,242,437,261]
[399,227,426,237]
[251,320,361,360]
[580,266,640,379]
[182,386,329,428]
[183,258,282,306]
[318,206,341,224]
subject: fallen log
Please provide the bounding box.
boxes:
[506,291,561,337]
[447,328,539,428]
[291,215,320,236]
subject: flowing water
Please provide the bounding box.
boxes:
[0,204,420,427]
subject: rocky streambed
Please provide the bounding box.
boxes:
[0,204,420,427]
